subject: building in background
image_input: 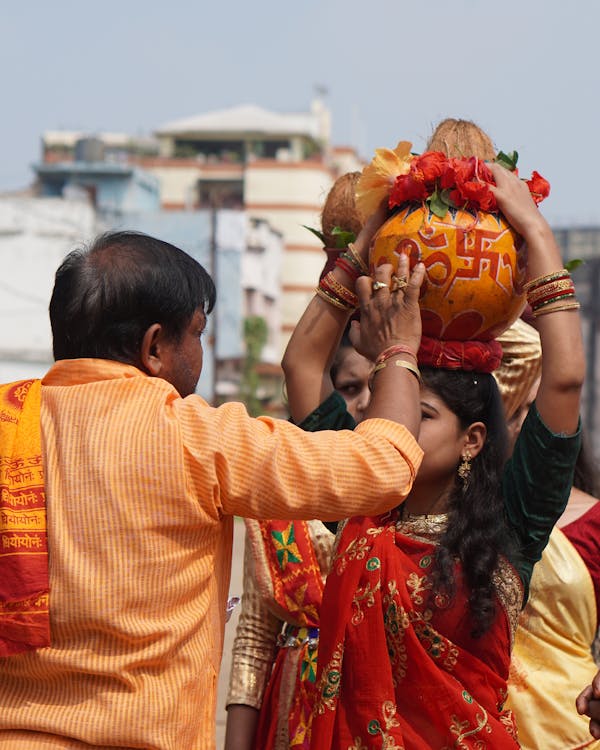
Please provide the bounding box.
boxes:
[0,196,96,383]
[554,229,600,447]
[36,136,161,218]
[38,97,364,351]
[2,159,284,407]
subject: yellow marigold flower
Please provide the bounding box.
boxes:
[356,141,414,221]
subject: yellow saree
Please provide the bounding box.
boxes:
[507,527,599,749]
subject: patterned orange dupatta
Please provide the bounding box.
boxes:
[310,513,522,750]
[247,519,325,749]
[0,379,50,655]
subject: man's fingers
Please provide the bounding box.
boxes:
[576,684,593,715]
[593,670,600,698]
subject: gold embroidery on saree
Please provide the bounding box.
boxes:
[335,525,390,575]
[406,571,433,605]
[360,700,404,749]
[444,707,491,749]
[383,587,409,684]
[315,641,344,715]
[351,579,381,626]
[492,557,523,644]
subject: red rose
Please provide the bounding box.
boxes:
[413,151,447,185]
[526,171,550,204]
[389,174,428,207]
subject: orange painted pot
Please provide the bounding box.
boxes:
[370,205,527,341]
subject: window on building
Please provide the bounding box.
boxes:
[173,139,245,162]
[197,179,244,209]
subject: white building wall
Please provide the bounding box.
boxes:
[0,197,98,381]
[244,163,331,205]
[139,159,341,352]
[147,165,202,206]
[242,218,283,363]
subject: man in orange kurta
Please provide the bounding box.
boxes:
[0,232,423,750]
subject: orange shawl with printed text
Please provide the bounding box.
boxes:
[0,379,50,656]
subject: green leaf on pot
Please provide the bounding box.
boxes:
[495,150,519,171]
[303,225,327,244]
[429,188,450,219]
[564,258,584,272]
[441,188,456,208]
[331,226,357,248]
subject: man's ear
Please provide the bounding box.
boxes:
[140,324,163,376]
[463,421,487,459]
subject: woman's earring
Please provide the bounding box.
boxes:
[457,451,472,489]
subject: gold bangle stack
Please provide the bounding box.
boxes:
[524,268,580,318]
[527,277,575,306]
[523,269,571,292]
[322,271,359,308]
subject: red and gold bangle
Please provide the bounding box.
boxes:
[531,292,575,312]
[527,276,574,299]
[315,286,355,311]
[523,269,571,292]
[375,344,418,366]
[527,278,575,306]
[530,290,576,312]
[532,295,579,316]
[340,250,365,276]
[321,272,359,308]
[335,256,361,281]
[346,243,369,275]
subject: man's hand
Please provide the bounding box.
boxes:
[576,669,600,740]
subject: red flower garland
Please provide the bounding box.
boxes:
[388,152,550,216]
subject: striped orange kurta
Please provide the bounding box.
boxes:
[0,359,422,750]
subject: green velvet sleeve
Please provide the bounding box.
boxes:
[295,390,357,433]
[502,404,582,599]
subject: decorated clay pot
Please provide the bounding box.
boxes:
[370,205,527,341]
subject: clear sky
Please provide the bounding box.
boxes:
[2,0,597,226]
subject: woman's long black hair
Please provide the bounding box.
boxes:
[420,367,516,638]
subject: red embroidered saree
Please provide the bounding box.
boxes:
[248,519,327,750]
[310,513,522,749]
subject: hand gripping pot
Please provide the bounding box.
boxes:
[370,204,527,341]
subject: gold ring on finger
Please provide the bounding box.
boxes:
[391,275,408,293]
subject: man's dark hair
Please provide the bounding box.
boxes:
[49,231,216,362]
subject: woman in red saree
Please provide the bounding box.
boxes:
[282,128,585,747]
[224,175,374,750]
